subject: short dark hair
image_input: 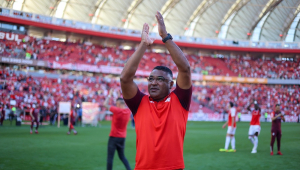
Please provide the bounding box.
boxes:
[275,104,280,107]
[117,98,125,103]
[229,102,234,107]
[153,66,173,79]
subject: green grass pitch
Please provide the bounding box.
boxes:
[0,121,299,170]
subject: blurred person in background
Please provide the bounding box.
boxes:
[270,104,285,155]
[222,109,226,122]
[104,89,131,170]
[75,104,82,126]
[50,106,57,125]
[265,112,268,122]
[8,104,15,125]
[247,101,261,154]
[39,105,47,126]
[67,105,77,135]
[0,104,5,126]
[220,102,237,152]
[30,104,39,134]
[238,112,241,122]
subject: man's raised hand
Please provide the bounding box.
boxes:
[141,23,153,46]
[155,11,168,38]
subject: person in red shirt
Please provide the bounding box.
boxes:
[104,89,132,170]
[247,101,261,154]
[120,12,192,170]
[67,106,77,135]
[220,102,237,152]
[30,104,39,134]
[270,104,285,155]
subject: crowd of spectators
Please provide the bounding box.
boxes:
[1,67,299,120]
[226,56,300,79]
[193,83,299,116]
[0,67,122,120]
[0,33,299,119]
[1,34,299,79]
[0,66,201,120]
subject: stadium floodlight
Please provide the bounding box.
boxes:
[55,0,69,18]
[12,0,24,10]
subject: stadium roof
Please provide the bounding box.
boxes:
[1,0,300,42]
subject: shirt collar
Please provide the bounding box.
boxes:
[149,93,171,102]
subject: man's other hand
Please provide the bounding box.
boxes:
[141,23,153,46]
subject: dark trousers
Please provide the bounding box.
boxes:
[107,136,131,170]
[270,129,281,152]
[40,116,44,126]
[0,113,5,125]
[131,119,135,128]
[76,116,82,126]
[9,112,14,125]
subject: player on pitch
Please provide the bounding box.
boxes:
[30,104,39,134]
[270,104,285,155]
[220,102,237,152]
[67,106,77,135]
[247,100,261,154]
[104,89,132,170]
[120,11,192,170]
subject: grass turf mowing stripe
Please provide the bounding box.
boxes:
[0,121,299,170]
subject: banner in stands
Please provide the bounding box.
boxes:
[82,102,99,125]
[240,114,252,122]
[0,32,33,42]
[202,75,268,84]
[283,115,298,122]
[0,57,275,84]
[49,61,268,83]
[0,56,48,67]
[58,102,71,114]
[188,113,223,121]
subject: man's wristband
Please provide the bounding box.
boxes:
[162,33,173,43]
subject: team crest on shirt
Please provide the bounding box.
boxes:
[165,97,171,102]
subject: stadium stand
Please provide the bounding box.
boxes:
[192,83,299,115]
[1,34,299,79]
[226,57,300,79]
[1,66,298,121]
[1,1,300,169]
[0,32,299,119]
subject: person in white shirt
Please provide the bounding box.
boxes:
[220,102,237,152]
